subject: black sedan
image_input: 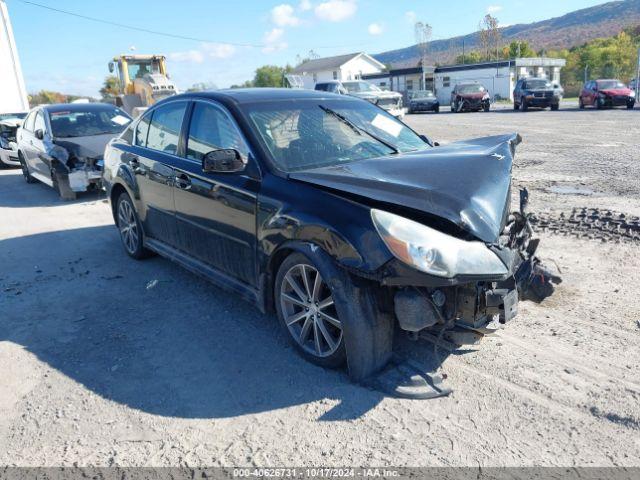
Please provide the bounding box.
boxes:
[407,90,439,114]
[102,89,558,388]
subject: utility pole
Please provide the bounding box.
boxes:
[462,39,465,64]
[635,47,640,102]
[415,22,432,90]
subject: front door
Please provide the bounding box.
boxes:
[133,101,188,247]
[172,100,259,286]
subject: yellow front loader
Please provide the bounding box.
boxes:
[108,54,177,117]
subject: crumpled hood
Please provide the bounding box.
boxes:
[290,134,521,243]
[600,88,632,96]
[53,134,116,159]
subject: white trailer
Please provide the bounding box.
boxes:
[0,0,29,115]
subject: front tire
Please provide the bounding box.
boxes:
[551,103,560,111]
[275,253,346,368]
[520,98,528,111]
[116,191,152,260]
[18,152,36,183]
[627,101,635,110]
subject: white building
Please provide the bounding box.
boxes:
[290,52,386,90]
[0,0,29,114]
[364,57,567,104]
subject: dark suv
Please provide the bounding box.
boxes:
[513,78,560,111]
[102,89,557,389]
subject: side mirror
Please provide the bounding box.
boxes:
[35,129,44,140]
[108,62,115,73]
[202,149,245,173]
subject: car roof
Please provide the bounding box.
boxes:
[174,88,354,105]
[41,103,125,114]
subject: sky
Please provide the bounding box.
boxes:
[6,0,610,97]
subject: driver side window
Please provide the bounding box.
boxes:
[34,112,46,135]
[185,102,248,162]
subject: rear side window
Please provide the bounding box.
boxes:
[135,112,152,146]
[185,102,248,161]
[24,112,36,132]
[316,84,328,91]
[34,112,46,133]
[146,102,187,155]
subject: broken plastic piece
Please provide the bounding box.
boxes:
[364,357,452,399]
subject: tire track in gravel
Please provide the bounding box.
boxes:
[494,331,640,393]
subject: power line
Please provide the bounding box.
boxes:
[16,0,372,50]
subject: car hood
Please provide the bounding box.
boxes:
[290,133,521,243]
[53,133,118,159]
[600,88,632,96]
[351,91,401,100]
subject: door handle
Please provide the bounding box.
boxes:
[174,173,192,190]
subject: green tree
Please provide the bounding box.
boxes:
[455,50,484,64]
[253,64,293,88]
[503,40,536,59]
[99,75,121,100]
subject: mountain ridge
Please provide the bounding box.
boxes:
[374,0,640,67]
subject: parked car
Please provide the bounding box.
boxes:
[450,83,491,112]
[513,77,561,111]
[579,79,636,109]
[315,80,404,118]
[407,90,439,114]
[17,103,132,199]
[0,116,24,167]
[102,89,558,388]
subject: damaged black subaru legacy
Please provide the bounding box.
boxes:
[103,89,559,387]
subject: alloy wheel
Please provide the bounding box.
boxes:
[118,198,139,255]
[279,263,342,358]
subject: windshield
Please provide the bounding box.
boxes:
[127,59,161,80]
[244,99,429,172]
[457,84,485,94]
[524,79,551,89]
[0,113,27,121]
[597,80,625,90]
[48,106,132,138]
[342,81,381,93]
[0,123,18,142]
[410,90,435,99]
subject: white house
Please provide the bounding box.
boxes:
[434,57,567,104]
[290,52,386,90]
[364,57,567,104]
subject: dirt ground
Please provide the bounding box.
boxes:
[1,102,639,467]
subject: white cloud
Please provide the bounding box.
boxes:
[168,43,236,64]
[298,0,312,11]
[314,0,357,22]
[271,4,301,26]
[169,50,205,64]
[368,23,383,35]
[201,43,236,59]
[487,5,503,13]
[262,28,288,53]
[405,11,417,25]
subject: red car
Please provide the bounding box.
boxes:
[579,79,635,110]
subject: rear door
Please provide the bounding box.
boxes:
[133,101,189,247]
[172,100,260,286]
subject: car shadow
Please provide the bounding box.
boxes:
[0,225,456,421]
[0,169,105,208]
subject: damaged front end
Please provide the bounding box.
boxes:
[386,188,561,344]
[44,138,104,199]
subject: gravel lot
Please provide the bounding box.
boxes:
[1,102,639,467]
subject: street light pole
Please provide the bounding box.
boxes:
[584,65,589,84]
[635,47,640,102]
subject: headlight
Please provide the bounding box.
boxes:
[371,209,508,278]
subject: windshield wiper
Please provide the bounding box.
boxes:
[318,105,399,155]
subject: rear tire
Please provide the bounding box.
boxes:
[18,152,36,183]
[513,102,519,110]
[115,191,153,260]
[579,97,585,109]
[520,98,528,111]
